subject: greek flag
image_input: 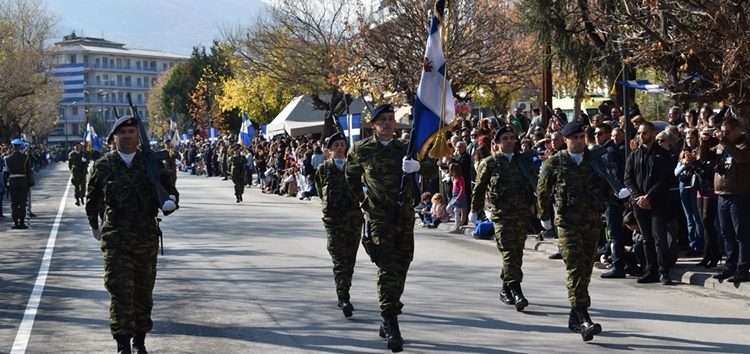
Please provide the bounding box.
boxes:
[239,114,256,146]
[261,124,267,138]
[181,133,189,144]
[616,80,668,95]
[412,0,455,159]
[338,113,362,145]
[51,64,85,103]
[83,123,102,151]
[209,127,218,142]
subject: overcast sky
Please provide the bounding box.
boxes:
[44,0,268,55]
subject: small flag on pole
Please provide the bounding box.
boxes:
[238,113,256,146]
[209,127,218,142]
[83,122,102,151]
[338,113,362,145]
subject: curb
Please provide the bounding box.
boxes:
[430,220,749,298]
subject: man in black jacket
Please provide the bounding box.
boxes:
[625,122,677,285]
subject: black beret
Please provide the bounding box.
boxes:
[369,104,394,122]
[108,116,139,143]
[561,118,586,137]
[494,125,515,141]
[326,132,346,148]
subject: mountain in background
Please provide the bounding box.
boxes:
[45,0,268,55]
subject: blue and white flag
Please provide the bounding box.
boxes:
[209,127,218,142]
[238,114,256,146]
[412,0,455,159]
[171,127,181,147]
[51,64,85,103]
[338,113,362,145]
[261,124,267,138]
[616,80,668,95]
[83,122,102,151]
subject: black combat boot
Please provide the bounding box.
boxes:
[499,282,515,305]
[508,282,528,311]
[75,198,80,206]
[574,307,602,342]
[239,195,243,202]
[114,333,132,354]
[567,308,581,333]
[235,195,240,203]
[380,315,403,352]
[132,332,148,354]
[337,300,354,318]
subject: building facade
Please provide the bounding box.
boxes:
[49,32,187,146]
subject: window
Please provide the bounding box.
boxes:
[109,59,114,68]
[83,55,89,66]
[117,75,123,86]
[116,58,122,69]
[144,76,150,88]
[125,59,130,69]
[96,76,101,85]
[137,94,143,104]
[162,63,167,71]
[136,78,142,87]
[95,58,100,68]
[69,55,76,64]
[125,76,131,87]
[118,92,124,103]
[102,57,108,68]
[136,61,141,70]
[72,107,79,115]
[52,123,64,136]
[71,123,80,135]
[150,61,156,70]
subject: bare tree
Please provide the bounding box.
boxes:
[355,0,536,111]
[0,0,61,141]
[224,0,359,136]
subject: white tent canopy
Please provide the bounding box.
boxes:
[266,95,368,137]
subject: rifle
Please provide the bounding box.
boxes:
[586,146,626,195]
[126,93,175,216]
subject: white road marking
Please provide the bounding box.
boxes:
[11,179,71,354]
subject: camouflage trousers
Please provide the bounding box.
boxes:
[232,174,246,196]
[493,212,531,284]
[101,224,160,337]
[370,213,415,317]
[323,211,364,302]
[557,216,600,309]
[71,174,86,199]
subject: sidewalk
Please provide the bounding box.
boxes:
[432,219,750,298]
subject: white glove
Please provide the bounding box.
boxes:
[162,195,177,212]
[402,157,421,174]
[617,188,631,199]
[90,227,102,241]
[541,219,553,231]
[361,209,370,222]
[468,211,478,224]
[81,157,87,162]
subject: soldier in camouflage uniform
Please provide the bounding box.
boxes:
[68,143,89,206]
[537,119,614,342]
[4,139,32,229]
[315,132,363,318]
[86,116,179,354]
[162,140,178,188]
[469,125,537,311]
[228,145,248,202]
[345,104,437,352]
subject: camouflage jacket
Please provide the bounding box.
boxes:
[229,155,247,177]
[315,159,360,218]
[471,152,536,217]
[345,136,437,218]
[86,150,179,229]
[537,149,614,223]
[68,150,88,177]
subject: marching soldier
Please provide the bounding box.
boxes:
[315,132,363,318]
[163,139,179,187]
[537,119,615,342]
[86,116,179,354]
[228,145,248,202]
[4,139,33,229]
[345,104,437,352]
[469,125,537,311]
[68,143,89,206]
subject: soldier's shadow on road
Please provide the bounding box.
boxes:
[592,331,750,353]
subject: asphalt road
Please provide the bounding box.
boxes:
[1,163,749,353]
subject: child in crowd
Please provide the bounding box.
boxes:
[622,211,645,276]
[427,193,450,228]
[415,192,433,227]
[448,162,467,234]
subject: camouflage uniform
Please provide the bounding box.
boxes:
[229,154,248,198]
[472,152,536,285]
[537,150,612,309]
[315,159,363,303]
[4,151,32,227]
[68,150,88,201]
[345,135,437,316]
[86,150,178,337]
